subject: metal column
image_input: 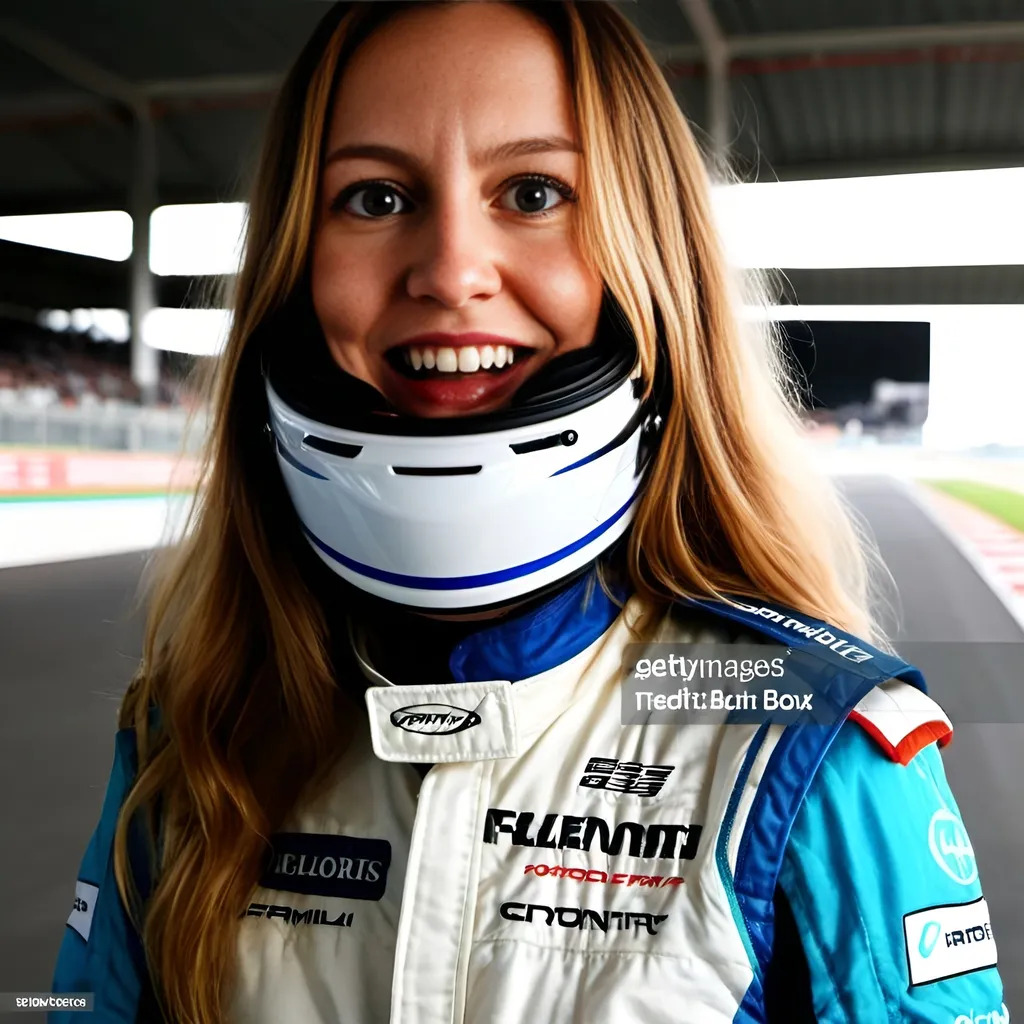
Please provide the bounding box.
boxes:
[0,19,161,402]
[675,0,731,173]
[129,113,159,404]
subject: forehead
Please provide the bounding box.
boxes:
[326,3,576,151]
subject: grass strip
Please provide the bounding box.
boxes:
[926,479,1024,534]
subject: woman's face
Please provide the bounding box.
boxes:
[312,2,603,418]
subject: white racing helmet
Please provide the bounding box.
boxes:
[263,299,667,612]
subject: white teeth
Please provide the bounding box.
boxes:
[436,347,458,372]
[458,346,481,373]
[401,343,522,373]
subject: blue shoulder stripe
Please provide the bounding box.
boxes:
[685,596,928,1022]
[685,595,925,693]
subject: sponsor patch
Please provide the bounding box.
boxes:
[500,902,668,935]
[578,757,674,797]
[483,808,702,860]
[903,896,998,985]
[66,880,99,942]
[525,863,685,888]
[390,703,481,735]
[728,601,874,662]
[365,681,516,762]
[260,832,390,901]
[242,903,354,928]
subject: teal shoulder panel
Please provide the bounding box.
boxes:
[49,727,150,1023]
[778,722,1006,1023]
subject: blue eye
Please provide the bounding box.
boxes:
[499,176,574,215]
[339,183,411,219]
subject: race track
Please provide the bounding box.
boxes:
[0,475,1020,1014]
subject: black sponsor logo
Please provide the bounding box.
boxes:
[579,757,675,797]
[947,922,994,947]
[243,902,354,928]
[73,897,89,913]
[483,808,702,860]
[390,703,481,735]
[500,902,668,936]
[259,832,390,901]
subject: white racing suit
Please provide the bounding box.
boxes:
[51,571,1007,1023]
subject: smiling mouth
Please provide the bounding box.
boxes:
[386,342,534,379]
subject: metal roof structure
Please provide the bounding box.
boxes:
[3,0,1024,214]
[1,0,1022,319]
[655,0,1024,180]
[0,0,323,217]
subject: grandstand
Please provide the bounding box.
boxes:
[0,315,195,408]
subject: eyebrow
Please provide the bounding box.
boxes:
[323,135,581,174]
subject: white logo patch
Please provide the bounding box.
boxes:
[928,808,978,885]
[365,680,517,763]
[67,880,99,942]
[903,896,997,986]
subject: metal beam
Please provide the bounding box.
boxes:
[0,20,159,399]
[0,73,282,123]
[675,0,730,170]
[143,72,282,100]
[654,20,1024,64]
[0,20,144,117]
[761,151,1024,182]
[0,91,111,123]
[775,265,1024,306]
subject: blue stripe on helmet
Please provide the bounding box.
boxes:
[303,489,639,590]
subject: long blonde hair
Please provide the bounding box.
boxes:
[113,3,887,1021]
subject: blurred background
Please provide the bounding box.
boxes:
[0,0,1021,1014]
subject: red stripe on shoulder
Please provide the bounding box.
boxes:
[849,708,953,765]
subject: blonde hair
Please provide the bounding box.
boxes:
[113,3,889,1021]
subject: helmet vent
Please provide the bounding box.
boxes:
[302,435,362,459]
[391,465,482,476]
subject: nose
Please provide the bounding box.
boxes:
[405,196,502,308]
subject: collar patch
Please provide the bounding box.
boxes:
[365,680,518,763]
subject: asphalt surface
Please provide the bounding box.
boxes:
[0,553,150,999]
[0,476,1020,1012]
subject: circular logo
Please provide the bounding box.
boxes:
[928,808,978,886]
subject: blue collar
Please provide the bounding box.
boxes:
[449,569,629,683]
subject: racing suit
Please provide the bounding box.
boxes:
[51,569,1007,1023]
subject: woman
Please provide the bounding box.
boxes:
[51,2,1006,1023]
